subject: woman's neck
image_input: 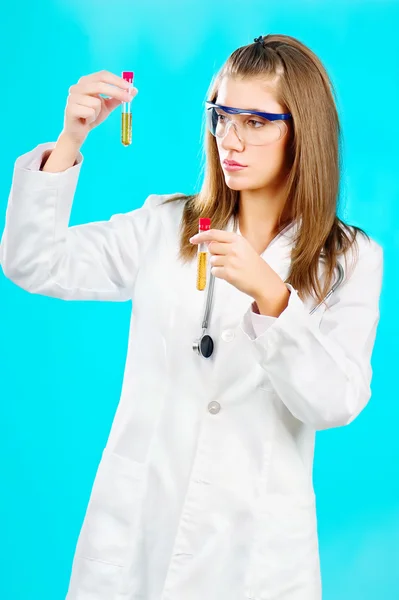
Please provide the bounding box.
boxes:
[237,187,291,254]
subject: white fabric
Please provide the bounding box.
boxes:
[0,142,384,600]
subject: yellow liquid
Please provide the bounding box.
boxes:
[197,251,207,291]
[121,112,132,146]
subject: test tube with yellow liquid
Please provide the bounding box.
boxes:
[121,71,134,146]
[196,218,211,291]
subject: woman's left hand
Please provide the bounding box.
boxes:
[190,229,290,317]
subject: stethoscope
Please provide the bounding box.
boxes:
[192,259,345,359]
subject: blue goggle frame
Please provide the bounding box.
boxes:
[205,101,292,122]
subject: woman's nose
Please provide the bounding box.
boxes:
[220,122,244,151]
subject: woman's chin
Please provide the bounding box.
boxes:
[224,173,252,191]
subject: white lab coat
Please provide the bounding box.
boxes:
[1,142,384,600]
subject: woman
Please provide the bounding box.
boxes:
[1,34,383,600]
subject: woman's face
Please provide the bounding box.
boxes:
[214,76,291,192]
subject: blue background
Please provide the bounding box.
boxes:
[1,1,398,598]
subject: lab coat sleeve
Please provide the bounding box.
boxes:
[240,237,384,430]
[0,141,161,301]
[248,308,277,338]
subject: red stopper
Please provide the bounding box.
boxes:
[122,71,134,83]
[199,218,211,231]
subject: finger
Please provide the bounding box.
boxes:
[71,93,102,110]
[190,229,236,244]
[95,82,135,102]
[210,254,226,267]
[210,266,227,280]
[77,70,131,89]
[71,95,102,122]
[207,241,230,256]
[88,70,132,90]
[74,81,134,103]
[103,88,138,110]
[69,104,97,124]
[103,96,124,112]
[101,86,138,102]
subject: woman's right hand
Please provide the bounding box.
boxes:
[61,70,138,147]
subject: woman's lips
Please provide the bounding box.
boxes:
[223,160,247,171]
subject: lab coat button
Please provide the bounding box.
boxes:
[221,329,235,342]
[208,401,221,414]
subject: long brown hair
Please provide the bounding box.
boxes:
[163,33,368,306]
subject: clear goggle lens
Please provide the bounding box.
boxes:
[206,106,287,146]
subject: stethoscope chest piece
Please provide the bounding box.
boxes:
[193,332,214,358]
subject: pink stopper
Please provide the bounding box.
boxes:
[122,71,134,83]
[199,218,211,231]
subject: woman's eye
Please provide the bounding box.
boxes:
[216,114,226,122]
[248,119,264,128]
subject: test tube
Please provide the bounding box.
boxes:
[121,71,134,146]
[196,218,211,291]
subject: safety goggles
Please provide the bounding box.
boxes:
[205,101,292,146]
